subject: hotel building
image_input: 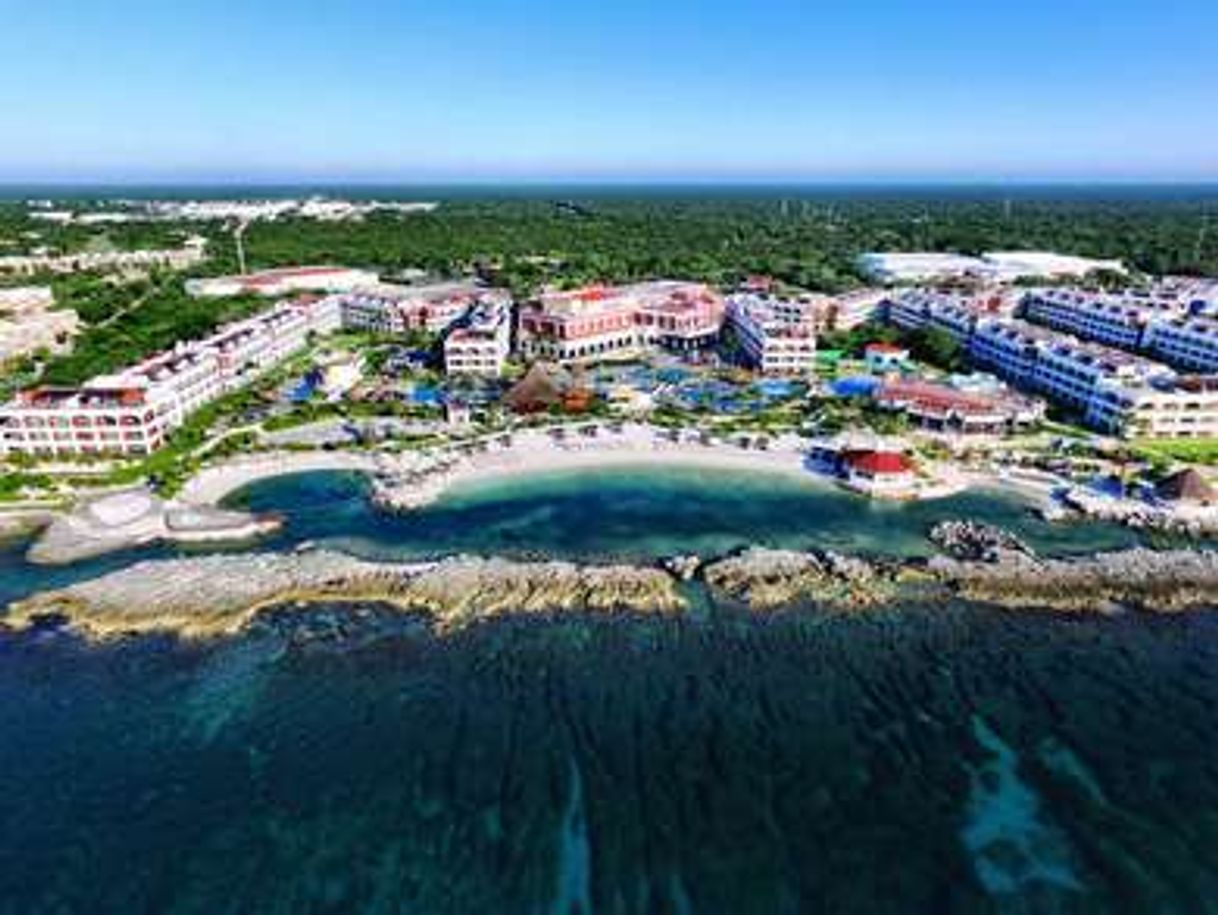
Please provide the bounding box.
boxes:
[0,296,342,458]
[1142,316,1218,374]
[339,281,509,335]
[518,281,723,363]
[1021,289,1218,374]
[860,251,1125,284]
[443,300,513,376]
[1020,290,1173,351]
[1089,375,1218,439]
[1031,337,1169,419]
[967,319,1057,387]
[0,243,205,277]
[724,294,817,374]
[186,266,379,299]
[883,289,1012,343]
[961,315,1218,437]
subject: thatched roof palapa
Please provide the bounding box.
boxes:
[1156,468,1216,505]
[503,362,574,414]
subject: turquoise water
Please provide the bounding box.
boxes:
[224,466,1142,564]
[0,465,1143,609]
[3,466,1216,914]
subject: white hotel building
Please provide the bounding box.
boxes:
[443,300,513,376]
[1090,375,1218,439]
[0,297,342,458]
[186,266,379,299]
[724,294,817,374]
[0,277,512,457]
[967,318,1057,387]
[1021,289,1218,374]
[1033,338,1169,421]
[340,281,509,336]
[0,243,206,277]
[963,315,1218,437]
[1020,290,1173,351]
[969,315,1167,415]
[1143,316,1218,374]
[883,290,1013,344]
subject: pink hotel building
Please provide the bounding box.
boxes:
[518,281,724,362]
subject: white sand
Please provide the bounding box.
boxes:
[179,450,379,506]
[177,425,822,510]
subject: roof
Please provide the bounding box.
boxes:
[842,450,914,475]
[1156,468,1216,504]
[874,379,1032,418]
[503,362,574,412]
[865,343,908,355]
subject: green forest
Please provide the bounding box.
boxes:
[227,194,1218,293]
[2,191,1217,387]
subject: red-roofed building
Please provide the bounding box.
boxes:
[840,448,918,496]
[873,378,1045,435]
[864,342,910,373]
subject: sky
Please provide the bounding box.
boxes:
[1,0,1217,184]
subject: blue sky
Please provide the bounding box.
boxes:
[2,0,1217,182]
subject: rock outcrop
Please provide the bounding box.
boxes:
[7,525,1218,642]
[660,554,703,582]
[928,520,1034,562]
[701,547,899,610]
[929,548,1218,614]
[5,550,685,640]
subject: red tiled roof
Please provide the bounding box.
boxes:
[865,343,908,354]
[875,379,1006,416]
[843,450,913,475]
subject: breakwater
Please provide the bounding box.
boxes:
[9,535,1217,641]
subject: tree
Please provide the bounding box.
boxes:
[910,326,965,371]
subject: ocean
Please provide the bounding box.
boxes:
[0,468,1215,914]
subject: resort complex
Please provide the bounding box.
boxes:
[184,266,379,298]
[5,251,1218,466]
[0,296,344,456]
[859,250,1127,284]
[883,287,1218,438]
[0,277,508,457]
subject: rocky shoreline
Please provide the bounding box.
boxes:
[5,550,684,639]
[928,548,1218,614]
[1060,487,1218,537]
[5,516,1217,641]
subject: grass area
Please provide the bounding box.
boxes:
[1131,438,1218,466]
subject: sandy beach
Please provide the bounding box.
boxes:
[178,450,380,506]
[171,422,990,516]
[172,424,826,512]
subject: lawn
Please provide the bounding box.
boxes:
[1132,437,1218,466]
